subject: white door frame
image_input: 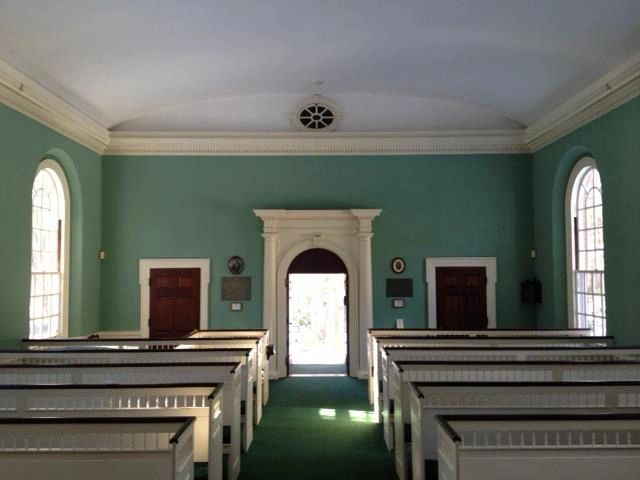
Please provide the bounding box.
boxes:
[255,209,381,379]
[138,258,210,337]
[425,257,497,329]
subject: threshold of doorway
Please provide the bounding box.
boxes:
[289,363,347,376]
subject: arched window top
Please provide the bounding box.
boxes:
[565,157,606,336]
[29,159,70,339]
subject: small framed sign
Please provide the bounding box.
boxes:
[230,302,243,312]
[391,257,406,274]
[392,298,405,309]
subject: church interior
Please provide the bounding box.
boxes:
[2,1,640,478]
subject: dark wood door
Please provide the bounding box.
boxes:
[149,268,200,338]
[436,267,487,329]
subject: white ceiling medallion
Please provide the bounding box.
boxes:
[291,95,341,132]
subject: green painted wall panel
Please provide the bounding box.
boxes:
[0,104,102,347]
[532,96,640,344]
[101,153,535,332]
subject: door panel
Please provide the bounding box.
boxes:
[436,266,487,330]
[149,268,200,338]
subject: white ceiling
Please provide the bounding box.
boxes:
[1,0,640,133]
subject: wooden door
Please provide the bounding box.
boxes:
[436,267,487,329]
[149,268,200,338]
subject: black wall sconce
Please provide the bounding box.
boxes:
[521,278,542,304]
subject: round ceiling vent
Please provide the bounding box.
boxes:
[291,95,341,132]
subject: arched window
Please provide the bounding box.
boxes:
[29,160,70,339]
[566,157,606,336]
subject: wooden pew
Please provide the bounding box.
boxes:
[0,416,197,480]
[0,384,227,480]
[379,346,640,450]
[367,328,592,404]
[0,347,261,437]
[0,361,247,454]
[391,361,640,480]
[186,329,271,404]
[370,335,613,420]
[435,413,640,480]
[20,336,266,425]
[408,380,640,480]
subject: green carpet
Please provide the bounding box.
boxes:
[237,376,395,479]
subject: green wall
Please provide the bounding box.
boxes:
[100,153,535,332]
[532,95,640,344]
[0,104,102,347]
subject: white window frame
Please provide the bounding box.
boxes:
[30,159,70,338]
[425,257,497,329]
[138,258,210,338]
[564,156,605,332]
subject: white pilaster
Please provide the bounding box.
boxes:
[358,232,374,377]
[261,233,278,376]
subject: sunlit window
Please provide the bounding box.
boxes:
[567,159,606,336]
[29,160,69,338]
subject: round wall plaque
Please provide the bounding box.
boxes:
[227,256,244,275]
[391,257,406,274]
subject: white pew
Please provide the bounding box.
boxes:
[0,384,227,480]
[0,361,248,453]
[367,328,592,404]
[21,336,265,425]
[391,361,640,480]
[0,347,262,432]
[0,416,196,480]
[436,414,640,480]
[380,346,640,451]
[186,329,271,404]
[410,382,640,480]
[370,335,613,421]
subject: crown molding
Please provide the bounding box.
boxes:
[105,130,529,156]
[524,52,640,152]
[4,50,640,157]
[0,60,109,154]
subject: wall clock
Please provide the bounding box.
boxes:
[227,256,244,275]
[391,257,406,274]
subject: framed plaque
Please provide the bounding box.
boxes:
[222,276,251,301]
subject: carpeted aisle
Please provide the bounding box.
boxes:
[237,376,395,479]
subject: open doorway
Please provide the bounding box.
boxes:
[287,248,348,376]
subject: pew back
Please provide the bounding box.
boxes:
[411,383,640,480]
[0,361,243,459]
[0,385,225,480]
[436,414,640,480]
[377,350,640,451]
[0,417,196,480]
[389,360,640,480]
[186,329,271,404]
[370,335,613,419]
[0,347,262,430]
[367,328,593,404]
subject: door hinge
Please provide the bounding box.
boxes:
[343,295,348,306]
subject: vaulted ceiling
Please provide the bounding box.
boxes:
[1,0,640,133]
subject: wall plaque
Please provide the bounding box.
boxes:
[222,276,251,301]
[386,278,413,298]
